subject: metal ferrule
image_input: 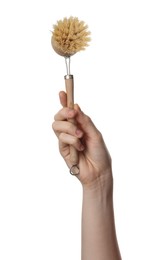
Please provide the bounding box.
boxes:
[64,75,73,80]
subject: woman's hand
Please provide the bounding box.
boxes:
[52,91,113,190]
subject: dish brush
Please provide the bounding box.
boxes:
[51,16,91,174]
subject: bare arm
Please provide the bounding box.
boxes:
[82,178,121,260]
[52,91,121,260]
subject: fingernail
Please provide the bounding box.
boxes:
[79,144,85,151]
[76,129,83,136]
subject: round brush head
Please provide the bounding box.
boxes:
[51,16,91,57]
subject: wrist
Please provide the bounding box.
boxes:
[82,171,113,201]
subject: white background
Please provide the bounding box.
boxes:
[0,0,163,259]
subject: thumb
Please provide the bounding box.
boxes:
[74,103,82,112]
[75,106,101,140]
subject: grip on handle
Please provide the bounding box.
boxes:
[64,75,79,168]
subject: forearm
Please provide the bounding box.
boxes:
[81,174,121,260]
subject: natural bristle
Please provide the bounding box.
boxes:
[51,16,91,57]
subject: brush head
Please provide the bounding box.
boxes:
[51,16,91,57]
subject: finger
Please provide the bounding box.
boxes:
[54,107,77,121]
[52,121,83,138]
[59,91,67,107]
[74,103,82,112]
[59,133,85,151]
[75,108,102,140]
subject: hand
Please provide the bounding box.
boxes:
[52,91,113,190]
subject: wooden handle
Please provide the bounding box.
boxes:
[65,75,79,166]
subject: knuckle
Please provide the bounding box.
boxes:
[52,122,59,137]
[52,121,55,130]
[52,121,56,131]
[54,114,57,121]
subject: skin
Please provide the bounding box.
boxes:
[52,91,122,260]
